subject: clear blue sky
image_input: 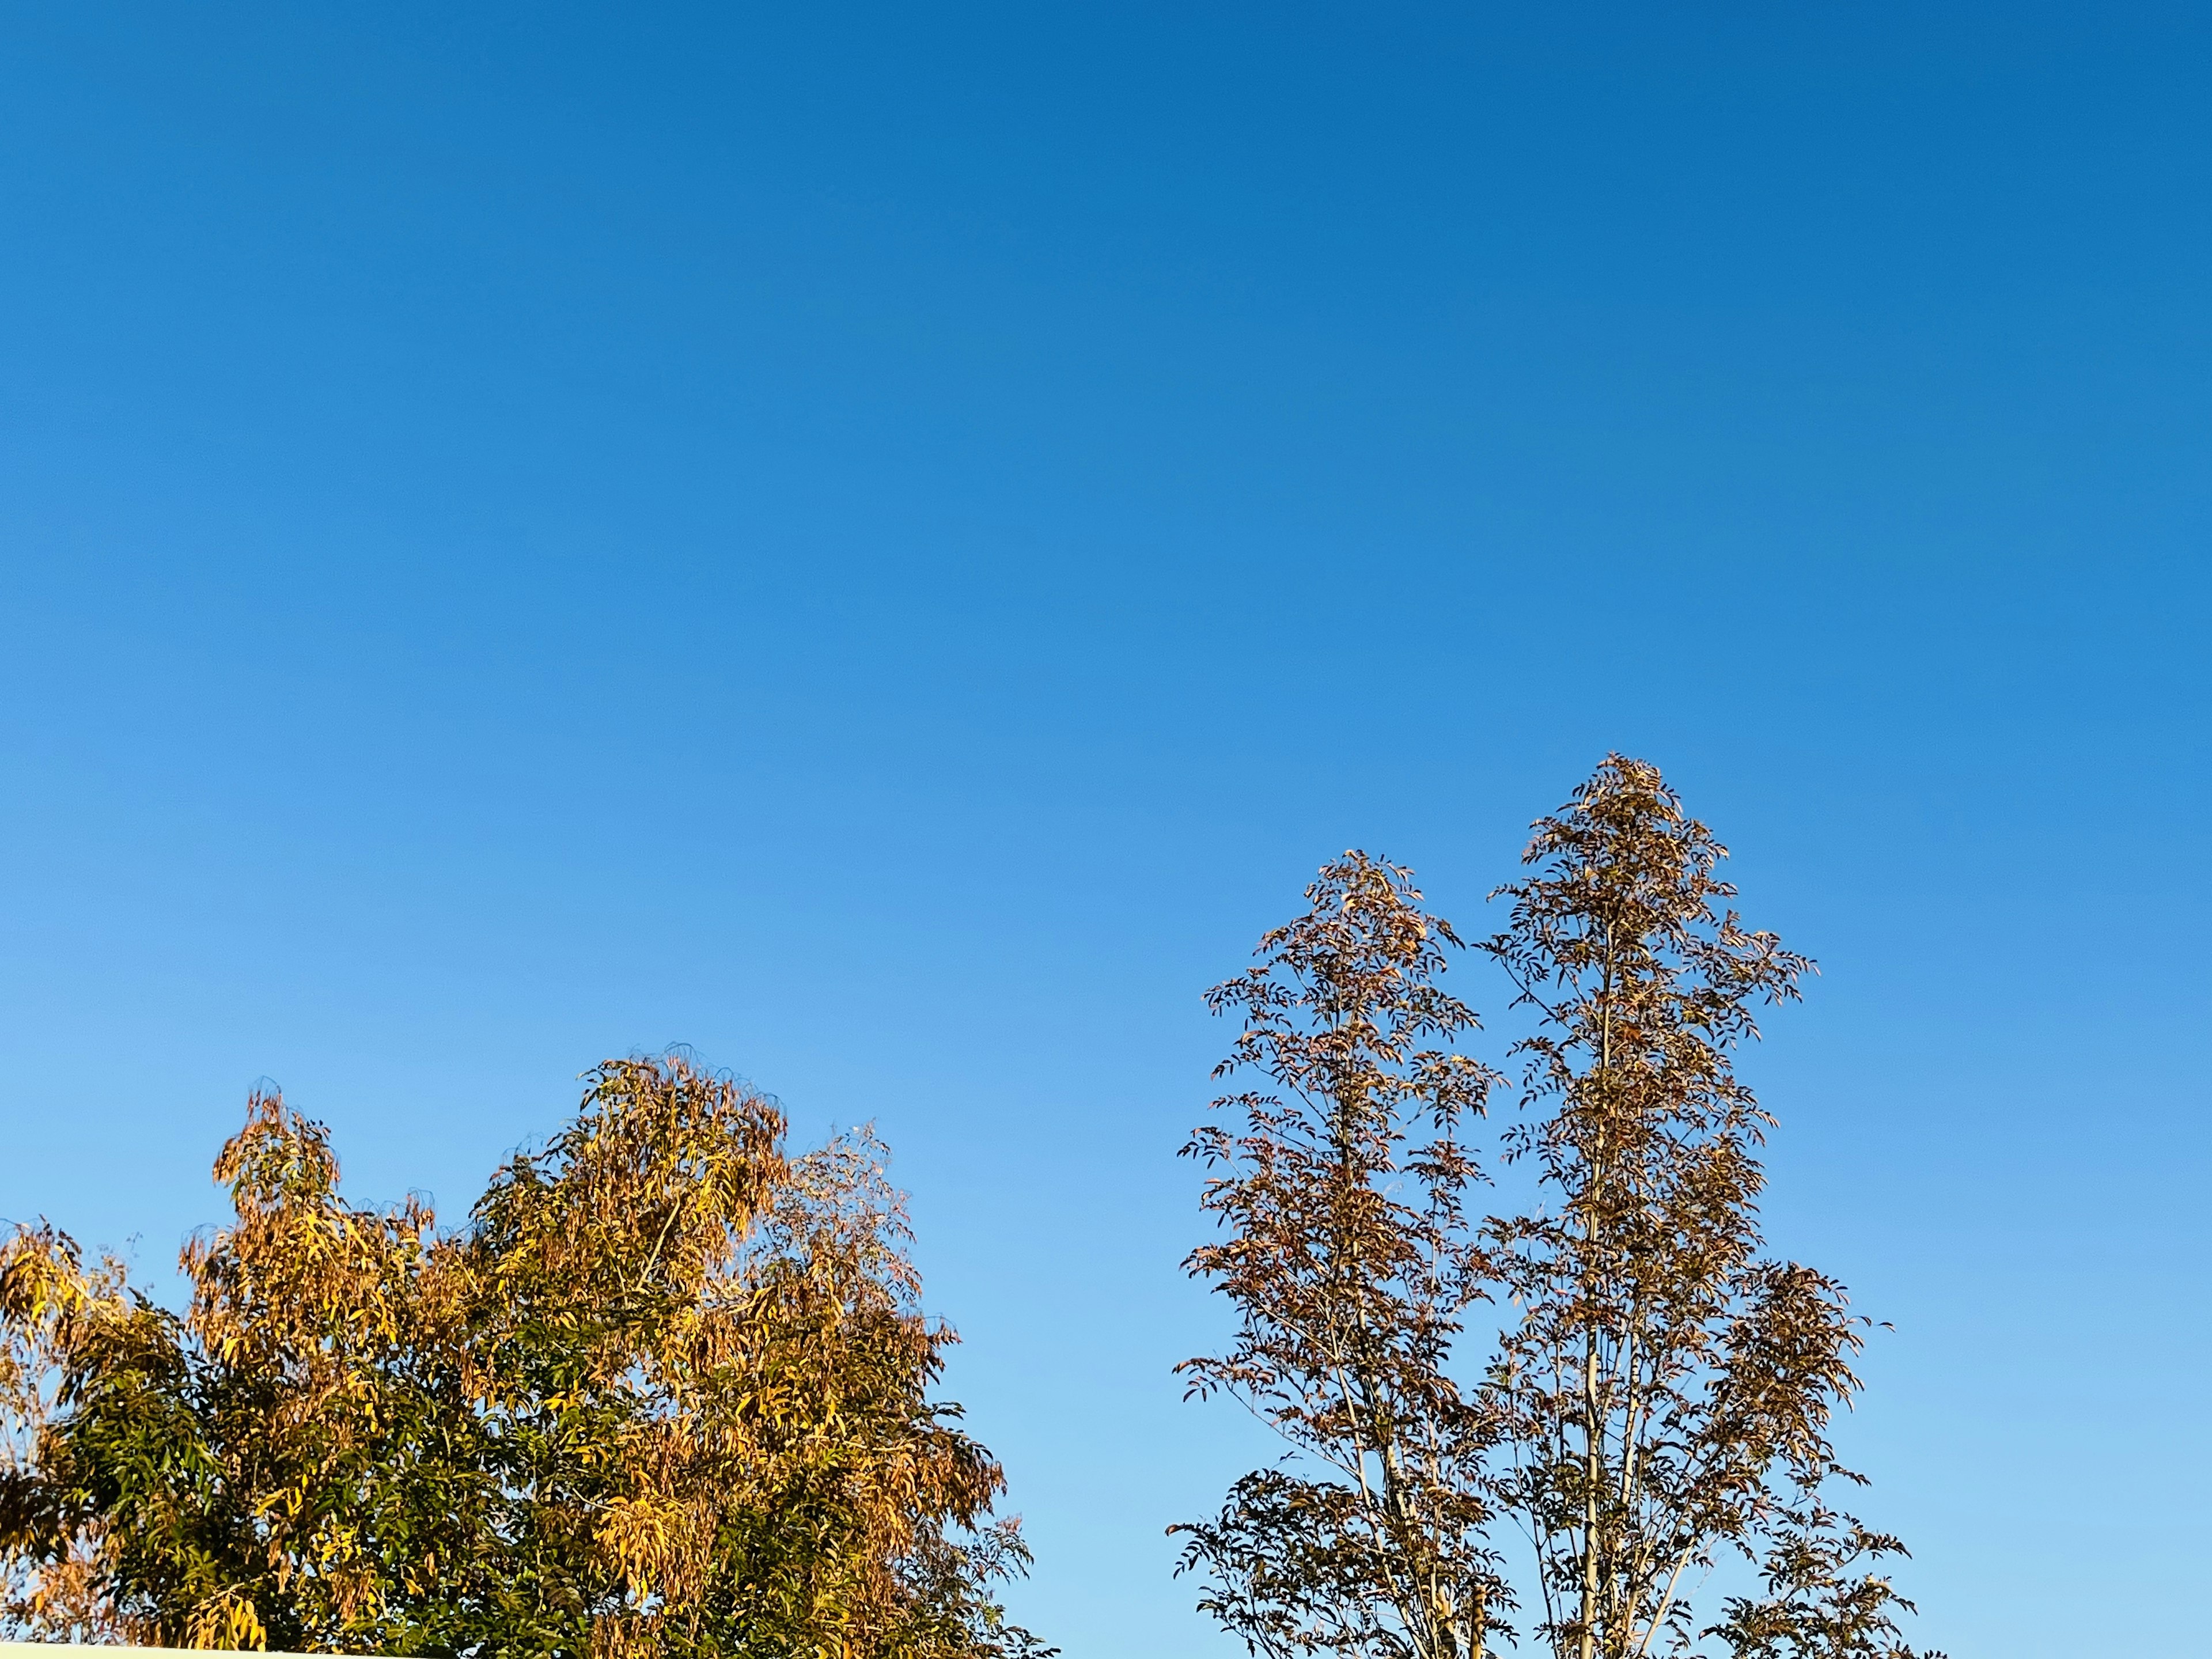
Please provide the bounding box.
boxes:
[1,5,2206,1654]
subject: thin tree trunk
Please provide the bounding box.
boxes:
[1578,927,1619,1659]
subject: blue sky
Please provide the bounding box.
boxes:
[1,4,2207,1654]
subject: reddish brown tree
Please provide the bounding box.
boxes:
[1175,852,1509,1659]
[1181,762,1937,1659]
[1480,757,1934,1659]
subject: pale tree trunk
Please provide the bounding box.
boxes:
[1577,929,1620,1659]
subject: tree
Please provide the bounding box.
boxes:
[0,1052,1047,1659]
[1175,852,1509,1659]
[1481,757,1931,1659]
[1179,761,1936,1659]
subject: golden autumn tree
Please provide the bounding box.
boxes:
[0,1052,1046,1659]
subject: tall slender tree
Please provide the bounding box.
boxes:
[1180,762,1936,1659]
[1175,852,1509,1659]
[1481,757,1931,1659]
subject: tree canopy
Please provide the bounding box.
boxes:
[1,1053,1047,1659]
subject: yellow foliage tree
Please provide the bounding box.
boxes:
[0,1054,1046,1659]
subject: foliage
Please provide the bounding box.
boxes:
[1173,852,1509,1659]
[1482,757,1931,1659]
[1180,761,1938,1659]
[0,1053,1047,1659]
